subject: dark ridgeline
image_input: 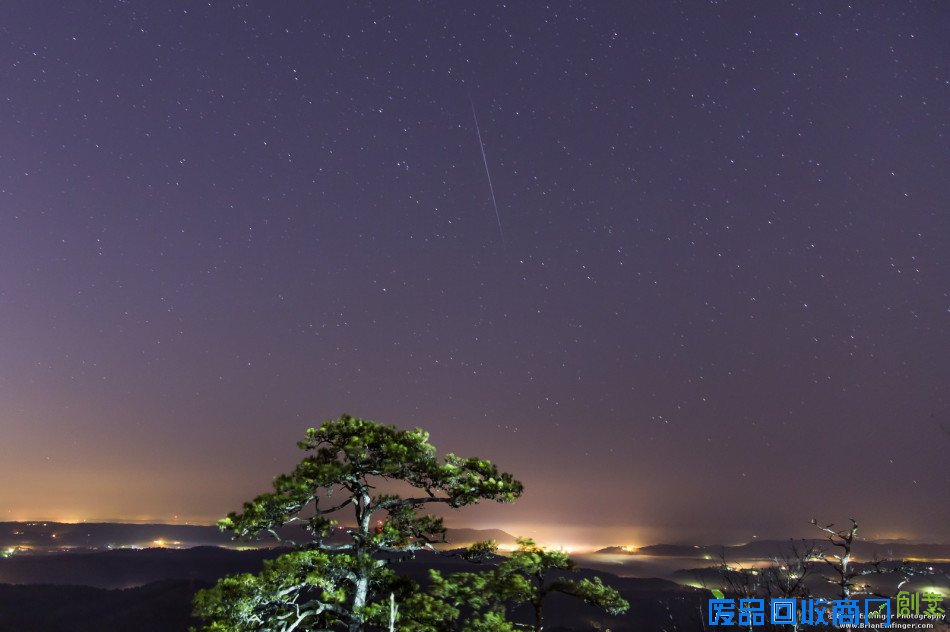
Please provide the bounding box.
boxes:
[0,521,518,553]
[0,580,204,632]
[600,539,950,561]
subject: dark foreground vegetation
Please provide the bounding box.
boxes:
[0,579,204,632]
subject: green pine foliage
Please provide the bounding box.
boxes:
[192,414,523,632]
[430,538,630,632]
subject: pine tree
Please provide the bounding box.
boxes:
[193,414,523,632]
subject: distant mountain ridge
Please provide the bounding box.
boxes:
[0,521,516,552]
[597,539,950,561]
[6,523,947,562]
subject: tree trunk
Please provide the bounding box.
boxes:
[534,599,543,632]
[348,490,372,632]
[349,575,369,632]
[389,592,397,632]
[840,553,850,599]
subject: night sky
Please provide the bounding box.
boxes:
[1,2,947,546]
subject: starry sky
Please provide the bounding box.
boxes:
[1,2,948,546]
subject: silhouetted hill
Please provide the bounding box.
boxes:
[0,522,514,553]
[620,543,701,556]
[0,546,279,589]
[597,538,950,560]
[0,579,206,632]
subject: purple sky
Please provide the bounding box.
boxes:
[1,1,947,545]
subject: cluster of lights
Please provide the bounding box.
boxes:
[920,586,947,598]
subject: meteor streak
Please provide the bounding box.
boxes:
[470,99,505,246]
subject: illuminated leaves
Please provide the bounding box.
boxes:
[430,537,629,630]
[194,414,524,631]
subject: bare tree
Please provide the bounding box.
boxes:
[763,541,823,600]
[811,518,940,602]
[714,540,821,631]
[811,518,859,599]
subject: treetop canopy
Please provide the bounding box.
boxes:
[220,414,523,543]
